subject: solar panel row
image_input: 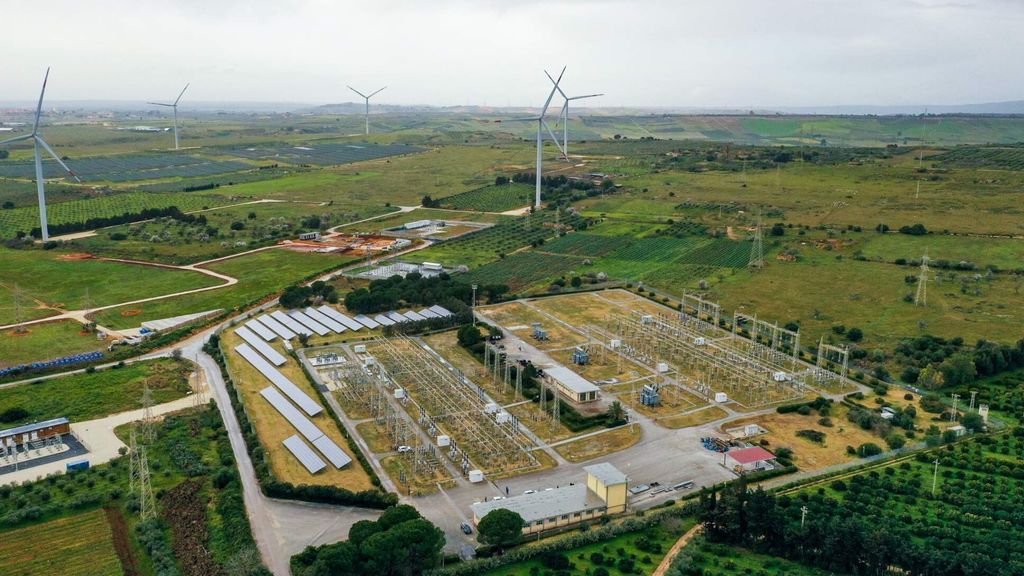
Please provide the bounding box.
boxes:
[283,434,326,474]
[261,387,352,471]
[255,314,296,340]
[234,344,322,416]
[304,307,346,333]
[245,318,277,341]
[319,306,364,331]
[272,310,312,336]
[235,326,287,366]
[353,314,380,329]
[288,310,330,336]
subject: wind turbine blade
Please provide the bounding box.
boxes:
[0,134,33,146]
[545,70,568,100]
[568,93,603,101]
[506,116,541,122]
[35,137,81,182]
[368,86,387,98]
[540,66,565,116]
[348,86,368,99]
[541,120,567,157]
[148,102,175,107]
[174,83,190,105]
[33,67,50,135]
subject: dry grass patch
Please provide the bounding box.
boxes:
[657,406,730,429]
[554,426,642,463]
[355,421,393,453]
[476,301,585,350]
[222,326,374,491]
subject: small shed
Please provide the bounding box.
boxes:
[725,446,775,472]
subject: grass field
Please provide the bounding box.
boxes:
[0,321,106,368]
[461,251,586,291]
[680,541,835,576]
[0,358,191,425]
[0,247,223,325]
[657,406,730,429]
[221,325,374,490]
[553,425,642,463]
[0,508,122,576]
[0,191,232,238]
[857,232,1024,271]
[439,182,533,212]
[92,248,356,328]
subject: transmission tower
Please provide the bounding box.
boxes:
[915,253,930,306]
[128,425,139,496]
[140,381,156,443]
[138,448,156,520]
[748,207,764,270]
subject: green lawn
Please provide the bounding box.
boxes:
[0,358,191,425]
[1,321,106,368]
[857,233,1024,272]
[0,247,222,324]
[91,248,357,328]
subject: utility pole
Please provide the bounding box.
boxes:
[932,458,940,496]
[471,284,478,313]
[800,505,808,528]
[969,390,978,412]
[748,206,764,270]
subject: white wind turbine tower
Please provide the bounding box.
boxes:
[0,68,81,241]
[546,70,602,161]
[347,85,386,135]
[148,83,189,150]
[509,67,567,208]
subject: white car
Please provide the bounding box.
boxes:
[397,445,413,453]
[523,489,536,495]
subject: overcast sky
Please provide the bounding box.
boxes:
[3,0,1022,108]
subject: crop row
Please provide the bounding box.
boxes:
[542,232,635,257]
[223,142,424,166]
[0,192,231,238]
[605,236,708,262]
[441,183,533,212]
[460,252,584,290]
[0,152,250,181]
[433,211,585,259]
[0,508,122,576]
[930,146,1024,170]
[677,239,750,268]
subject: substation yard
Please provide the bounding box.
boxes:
[477,289,857,424]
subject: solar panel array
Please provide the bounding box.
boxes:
[260,387,351,471]
[319,305,364,331]
[235,326,287,366]
[288,310,330,336]
[283,434,326,474]
[244,318,277,341]
[222,142,424,166]
[271,310,311,336]
[353,314,380,329]
[0,152,250,182]
[255,314,295,340]
[235,344,322,415]
[304,307,345,333]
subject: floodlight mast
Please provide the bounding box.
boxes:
[0,68,81,241]
[147,83,189,149]
[348,85,386,135]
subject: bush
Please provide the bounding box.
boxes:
[857,442,883,457]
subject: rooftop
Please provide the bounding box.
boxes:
[0,417,70,439]
[545,365,600,395]
[470,484,606,524]
[726,446,775,464]
[584,462,628,486]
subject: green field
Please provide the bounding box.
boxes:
[461,251,586,290]
[440,182,534,212]
[91,248,357,328]
[857,233,1024,272]
[0,191,232,238]
[677,541,836,576]
[0,509,122,576]
[0,358,191,424]
[1,321,106,368]
[0,247,223,324]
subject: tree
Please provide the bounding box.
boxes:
[960,412,985,432]
[377,504,421,530]
[230,221,245,231]
[457,324,483,348]
[939,353,976,387]
[606,401,627,425]
[857,442,883,457]
[570,276,582,288]
[846,327,864,342]
[1,201,13,209]
[477,509,524,548]
[308,541,359,576]
[348,519,380,548]
[247,211,257,220]
[361,518,444,576]
[770,223,785,236]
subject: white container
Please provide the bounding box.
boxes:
[496,411,511,424]
[394,388,406,399]
[610,339,621,349]
[715,392,729,403]
[694,337,707,346]
[772,371,789,382]
[353,344,367,354]
[744,424,760,437]
[657,362,669,373]
[437,435,451,447]
[641,315,654,324]
[468,470,485,483]
[484,403,499,414]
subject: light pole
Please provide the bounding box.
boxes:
[471,284,478,312]
[932,458,940,496]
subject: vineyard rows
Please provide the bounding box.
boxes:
[441,183,533,212]
[676,239,750,268]
[605,236,708,262]
[430,211,585,260]
[223,142,424,166]
[0,152,251,182]
[542,232,634,257]
[930,145,1024,170]
[0,508,121,576]
[0,192,231,237]
[461,252,584,290]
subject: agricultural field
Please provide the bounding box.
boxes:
[91,247,356,328]
[676,541,836,576]
[222,141,424,166]
[439,182,534,212]
[0,358,192,425]
[461,251,586,291]
[0,508,122,576]
[928,144,1024,169]
[0,191,233,239]
[0,247,223,325]
[1,321,105,368]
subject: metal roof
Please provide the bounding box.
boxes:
[235,326,287,366]
[0,417,70,439]
[283,434,326,474]
[403,310,427,322]
[583,462,628,486]
[726,446,775,464]
[374,313,396,326]
[288,310,330,336]
[236,344,323,416]
[256,314,296,340]
[318,306,364,331]
[312,436,352,469]
[260,386,323,441]
[545,366,600,395]
[418,308,440,319]
[470,484,606,524]
[304,307,346,333]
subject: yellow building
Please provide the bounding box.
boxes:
[470,462,628,534]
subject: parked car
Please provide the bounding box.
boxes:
[460,522,473,534]
[523,489,536,495]
[397,445,412,453]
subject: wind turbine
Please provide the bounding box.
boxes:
[508,67,567,208]
[546,71,602,161]
[347,85,386,135]
[148,83,189,149]
[0,68,81,241]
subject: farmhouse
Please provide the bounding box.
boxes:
[544,365,600,404]
[470,463,628,534]
[724,446,775,472]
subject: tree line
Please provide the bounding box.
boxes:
[344,272,508,315]
[24,206,207,239]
